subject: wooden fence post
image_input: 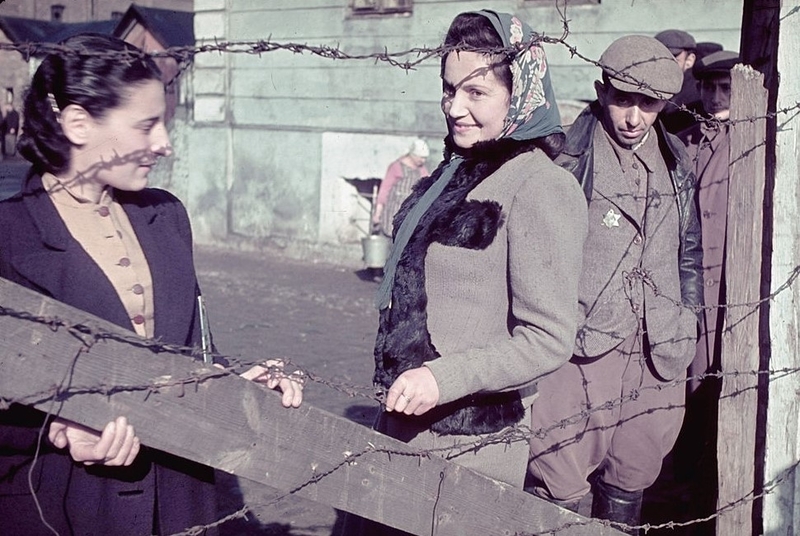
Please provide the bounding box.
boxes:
[716,64,767,535]
[762,1,800,532]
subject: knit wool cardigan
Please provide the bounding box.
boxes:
[374,137,588,435]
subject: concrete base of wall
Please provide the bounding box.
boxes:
[197,234,366,269]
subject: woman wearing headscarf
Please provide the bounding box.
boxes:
[340,10,588,534]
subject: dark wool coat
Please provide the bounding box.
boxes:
[678,121,730,387]
[374,137,584,436]
[0,173,218,536]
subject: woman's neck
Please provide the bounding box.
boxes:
[52,171,106,204]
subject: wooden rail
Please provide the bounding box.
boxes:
[0,277,622,535]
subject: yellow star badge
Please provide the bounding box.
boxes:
[602,209,621,229]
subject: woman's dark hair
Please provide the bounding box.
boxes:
[441,13,564,159]
[18,33,163,173]
[442,12,513,91]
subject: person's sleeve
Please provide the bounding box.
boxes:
[426,163,588,404]
[375,161,403,206]
[680,175,704,315]
[0,405,49,453]
[159,192,225,363]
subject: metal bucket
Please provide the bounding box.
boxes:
[361,234,390,268]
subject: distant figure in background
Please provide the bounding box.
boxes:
[371,138,430,238]
[670,49,738,536]
[655,29,700,133]
[673,47,739,502]
[679,53,739,364]
[1,102,20,158]
[696,41,724,62]
[656,29,697,73]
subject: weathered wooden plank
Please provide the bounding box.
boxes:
[716,64,767,535]
[762,1,800,532]
[0,278,622,535]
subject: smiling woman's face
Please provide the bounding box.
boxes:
[77,79,171,194]
[441,51,511,149]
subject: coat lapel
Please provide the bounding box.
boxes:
[592,131,644,230]
[12,175,133,330]
[119,192,198,346]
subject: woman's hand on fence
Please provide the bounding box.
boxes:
[241,359,304,408]
[385,366,439,416]
[48,416,140,466]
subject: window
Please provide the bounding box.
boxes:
[349,0,412,17]
[51,4,65,22]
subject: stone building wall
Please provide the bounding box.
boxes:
[163,0,742,264]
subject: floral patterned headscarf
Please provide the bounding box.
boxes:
[475,10,563,141]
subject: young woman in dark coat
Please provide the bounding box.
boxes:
[0,34,303,535]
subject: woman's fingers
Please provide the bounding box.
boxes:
[385,367,440,416]
[100,417,139,466]
[279,376,304,408]
[48,417,140,466]
[241,360,305,408]
[47,420,69,449]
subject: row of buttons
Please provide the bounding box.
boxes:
[97,204,148,331]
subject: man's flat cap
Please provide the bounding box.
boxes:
[696,41,723,59]
[693,50,740,79]
[600,35,684,99]
[654,29,697,54]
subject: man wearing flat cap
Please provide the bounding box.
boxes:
[670,49,739,519]
[656,29,701,133]
[655,29,697,72]
[527,35,703,534]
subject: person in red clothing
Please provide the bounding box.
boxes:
[371,138,430,238]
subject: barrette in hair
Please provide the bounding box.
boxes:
[47,92,61,116]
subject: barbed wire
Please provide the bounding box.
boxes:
[2,37,798,131]
[1,278,798,412]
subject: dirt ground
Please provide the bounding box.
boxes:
[194,244,379,535]
[193,244,711,536]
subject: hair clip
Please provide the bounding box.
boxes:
[47,92,61,116]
